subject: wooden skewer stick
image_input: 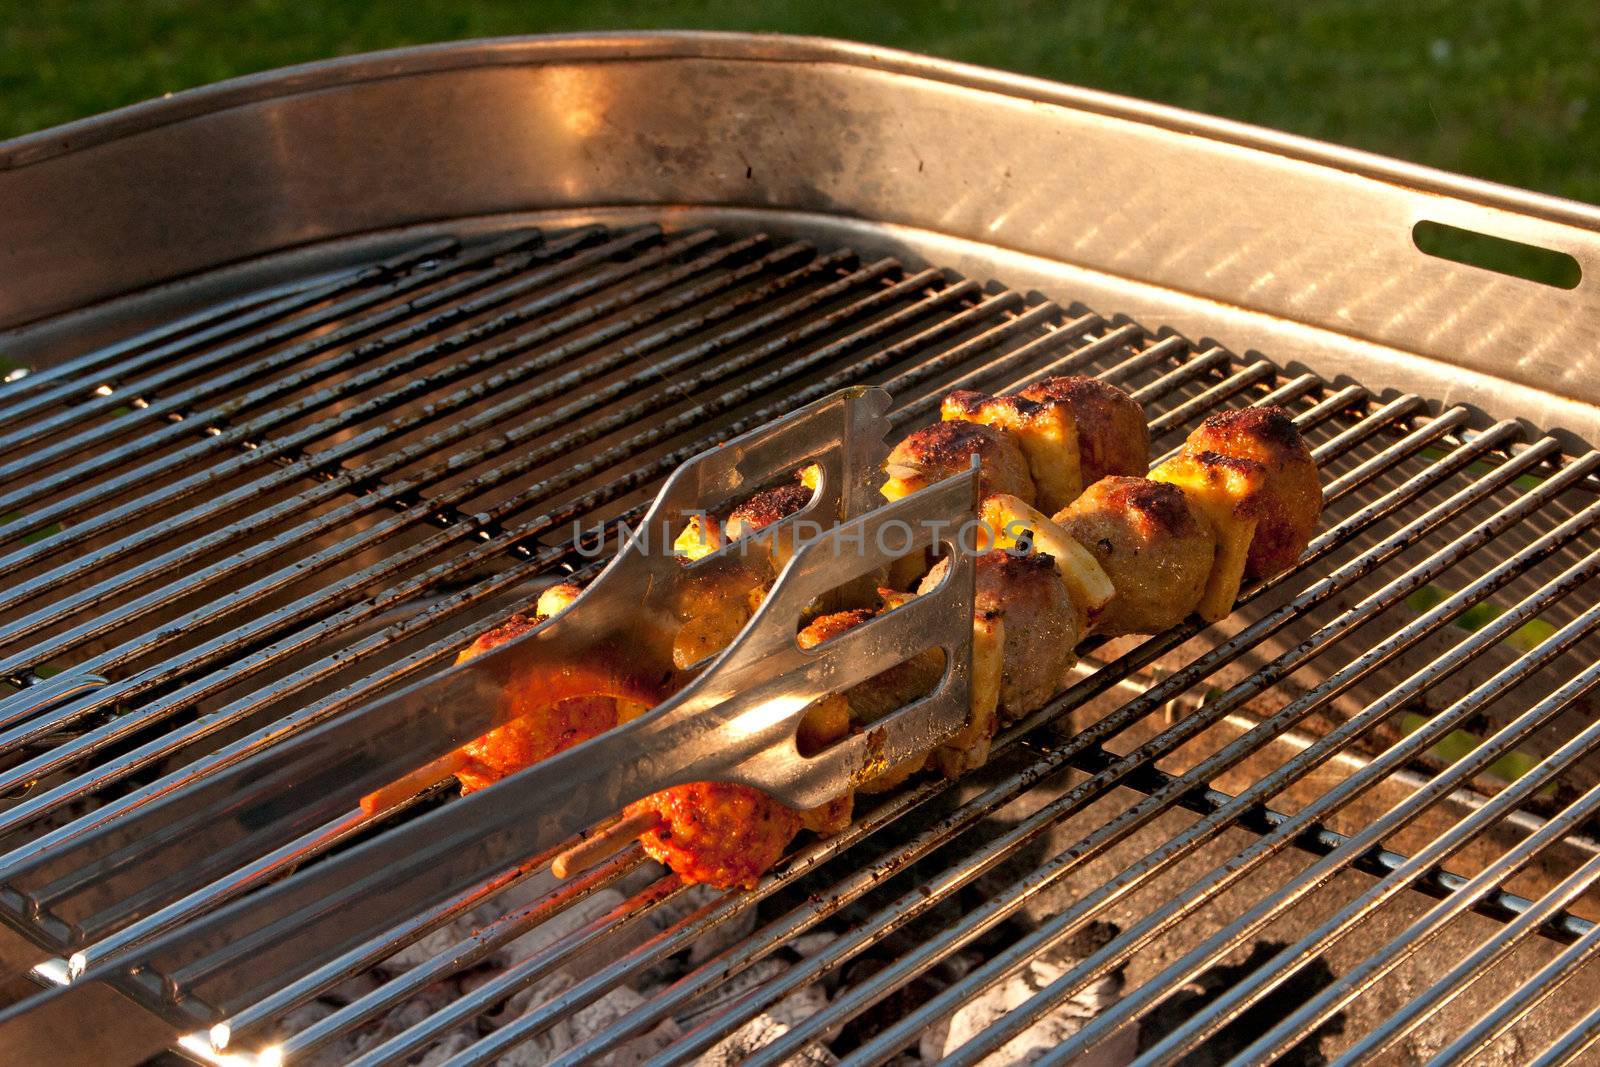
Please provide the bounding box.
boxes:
[359,750,469,815]
[552,809,664,879]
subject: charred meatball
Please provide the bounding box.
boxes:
[1053,476,1215,636]
[799,607,937,792]
[725,482,813,541]
[921,549,1080,720]
[1182,406,1321,577]
[627,781,801,890]
[453,610,646,794]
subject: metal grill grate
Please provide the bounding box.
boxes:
[2,223,1599,1066]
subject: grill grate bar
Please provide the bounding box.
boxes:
[96,287,1131,978]
[891,312,1112,421]
[282,769,958,1061]
[744,522,1600,1067]
[206,327,1203,1049]
[309,389,1413,1064]
[403,397,1435,1067]
[688,457,1600,1067]
[6,267,1112,942]
[348,874,692,1067]
[978,415,1532,809]
[0,226,568,520]
[0,259,989,838]
[10,519,648,948]
[1327,828,1600,1063]
[1123,346,1229,403]
[1137,617,1600,1064]
[0,236,458,423]
[1532,1012,1600,1067]
[247,847,650,1050]
[353,399,1475,1064]
[985,321,1153,396]
[1437,905,1600,1064]
[0,256,977,880]
[1144,355,1272,433]
[1066,746,1597,943]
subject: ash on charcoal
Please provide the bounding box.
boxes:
[488,969,681,1065]
[413,1029,474,1066]
[696,973,837,1066]
[270,981,467,1067]
[786,930,838,959]
[375,870,562,973]
[830,910,1035,1054]
[267,997,363,1066]
[491,886,641,977]
[678,957,790,1026]
[669,952,843,1064]
[687,889,761,965]
[918,925,1134,1067]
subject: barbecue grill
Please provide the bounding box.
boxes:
[2,31,1600,1066]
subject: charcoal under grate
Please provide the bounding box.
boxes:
[1,222,1599,1067]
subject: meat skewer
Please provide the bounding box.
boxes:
[550,809,665,879]
[422,376,1322,889]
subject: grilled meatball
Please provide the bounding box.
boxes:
[627,781,801,890]
[637,603,861,889]
[671,481,813,670]
[921,549,1081,720]
[675,476,816,564]
[724,473,884,612]
[1182,406,1321,576]
[627,653,853,888]
[456,700,618,794]
[883,420,1036,505]
[726,482,813,541]
[726,480,816,581]
[799,608,937,791]
[672,558,760,669]
[1017,376,1149,489]
[794,691,855,835]
[1053,477,1215,636]
[454,611,640,794]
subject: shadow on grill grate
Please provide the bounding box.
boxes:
[1,223,1598,1066]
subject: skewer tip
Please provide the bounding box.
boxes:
[551,809,663,879]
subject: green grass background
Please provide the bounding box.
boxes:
[3,1,1597,205]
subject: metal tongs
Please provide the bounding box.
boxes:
[0,386,979,1065]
